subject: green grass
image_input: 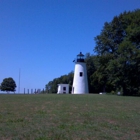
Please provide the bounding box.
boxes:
[0,94,140,140]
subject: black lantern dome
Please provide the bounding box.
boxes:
[76,52,85,62]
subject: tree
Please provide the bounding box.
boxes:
[90,54,116,93]
[0,77,17,93]
[85,53,97,93]
[94,9,140,95]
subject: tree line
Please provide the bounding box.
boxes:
[45,9,140,95]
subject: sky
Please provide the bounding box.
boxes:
[0,0,139,93]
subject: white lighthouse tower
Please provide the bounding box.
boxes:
[72,52,89,94]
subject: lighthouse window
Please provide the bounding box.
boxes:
[80,72,83,77]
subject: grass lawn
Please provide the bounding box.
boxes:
[0,94,140,140]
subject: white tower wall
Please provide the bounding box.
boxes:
[72,62,89,94]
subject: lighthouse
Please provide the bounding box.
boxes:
[72,52,89,94]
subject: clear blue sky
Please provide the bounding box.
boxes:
[0,0,139,93]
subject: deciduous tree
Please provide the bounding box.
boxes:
[0,77,17,93]
[94,9,140,95]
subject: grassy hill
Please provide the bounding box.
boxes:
[0,94,140,140]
